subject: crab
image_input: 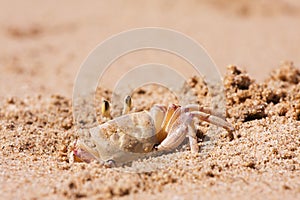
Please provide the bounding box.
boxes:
[71,96,234,166]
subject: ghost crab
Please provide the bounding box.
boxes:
[71,96,234,166]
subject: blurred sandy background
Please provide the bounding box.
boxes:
[1,0,300,98]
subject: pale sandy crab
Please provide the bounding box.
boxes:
[70,96,234,166]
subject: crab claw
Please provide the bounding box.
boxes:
[70,140,97,163]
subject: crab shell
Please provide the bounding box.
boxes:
[74,111,161,165]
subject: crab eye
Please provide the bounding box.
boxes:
[101,100,111,118]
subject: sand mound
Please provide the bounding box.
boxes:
[0,63,299,199]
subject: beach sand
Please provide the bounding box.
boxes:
[0,1,299,199]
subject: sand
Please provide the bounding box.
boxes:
[0,1,300,199]
[1,62,299,199]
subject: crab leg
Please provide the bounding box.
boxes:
[187,122,199,153]
[164,106,182,132]
[190,111,234,132]
[156,113,194,152]
[156,104,179,142]
[184,104,225,119]
[157,108,234,152]
[149,104,167,133]
[164,104,224,133]
[156,124,189,151]
[166,104,231,133]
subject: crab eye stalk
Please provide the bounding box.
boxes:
[122,95,132,115]
[101,100,111,118]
